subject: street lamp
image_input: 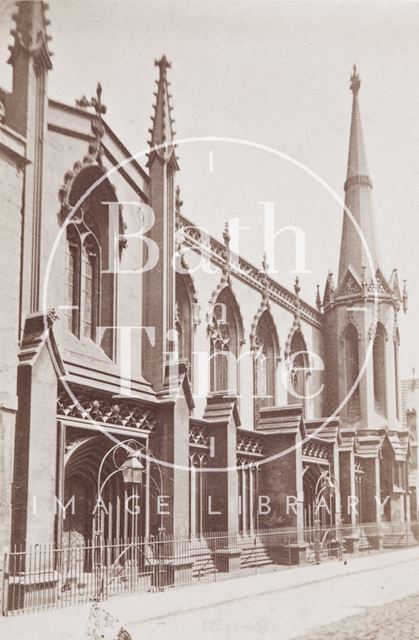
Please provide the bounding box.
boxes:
[121,451,145,486]
[313,469,341,563]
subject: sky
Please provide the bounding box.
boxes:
[1,0,418,378]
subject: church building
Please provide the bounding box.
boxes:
[0,2,415,605]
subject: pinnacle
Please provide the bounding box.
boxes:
[148,54,178,168]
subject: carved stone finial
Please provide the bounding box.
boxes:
[262,252,269,274]
[350,64,361,96]
[175,185,183,213]
[76,82,107,117]
[261,252,269,300]
[315,284,321,311]
[223,222,230,247]
[75,83,107,162]
[402,279,408,313]
[294,276,301,298]
[155,55,171,73]
[47,308,59,328]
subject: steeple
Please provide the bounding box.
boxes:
[338,66,380,285]
[147,55,179,168]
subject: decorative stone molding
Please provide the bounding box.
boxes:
[344,174,373,191]
[284,319,302,360]
[236,432,263,456]
[177,214,322,330]
[189,451,209,467]
[368,268,393,297]
[57,390,156,432]
[189,422,210,449]
[339,319,362,346]
[367,319,388,343]
[207,283,245,346]
[302,440,329,461]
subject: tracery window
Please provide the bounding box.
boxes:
[373,323,387,416]
[66,227,80,335]
[175,274,193,369]
[287,330,308,407]
[63,166,121,359]
[209,288,242,395]
[66,225,100,342]
[253,310,278,422]
[344,323,360,423]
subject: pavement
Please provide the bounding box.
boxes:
[294,590,419,639]
[1,546,419,639]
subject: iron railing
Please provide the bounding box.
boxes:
[2,521,418,615]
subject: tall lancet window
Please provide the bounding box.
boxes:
[63,165,123,359]
[66,226,80,335]
[344,324,360,422]
[81,235,100,341]
[209,288,242,395]
[175,274,193,369]
[254,310,278,422]
[66,227,100,341]
[373,323,387,416]
[288,330,308,407]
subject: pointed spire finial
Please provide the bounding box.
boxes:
[223,221,230,247]
[262,252,269,274]
[350,64,361,96]
[294,276,301,298]
[155,55,171,72]
[261,252,269,297]
[402,279,408,313]
[148,54,178,168]
[316,285,321,311]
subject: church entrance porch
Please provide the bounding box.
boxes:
[302,442,341,562]
[61,434,149,548]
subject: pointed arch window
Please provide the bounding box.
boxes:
[344,324,360,423]
[66,229,100,342]
[175,274,194,372]
[81,235,100,341]
[63,165,123,359]
[253,310,278,422]
[288,330,308,407]
[373,323,387,417]
[209,288,242,395]
[66,226,80,335]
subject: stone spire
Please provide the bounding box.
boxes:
[338,66,380,284]
[147,55,179,168]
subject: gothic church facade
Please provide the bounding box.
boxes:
[0,2,415,571]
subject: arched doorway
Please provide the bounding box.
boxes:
[303,465,335,530]
[62,434,147,547]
